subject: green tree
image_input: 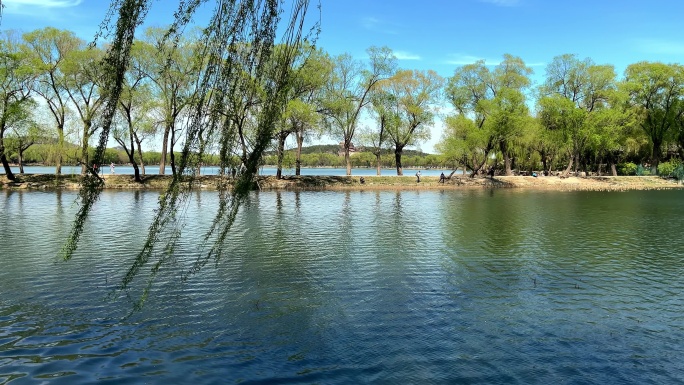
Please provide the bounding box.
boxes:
[321,46,396,175]
[536,94,586,174]
[140,27,198,175]
[363,83,400,175]
[585,89,639,175]
[62,45,106,174]
[437,114,490,176]
[0,31,35,180]
[378,69,443,175]
[443,54,532,176]
[113,42,155,182]
[539,54,619,174]
[22,27,82,175]
[622,62,684,173]
[5,111,46,173]
[273,44,329,179]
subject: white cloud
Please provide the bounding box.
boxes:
[2,0,82,15]
[3,0,82,7]
[445,54,544,67]
[394,51,421,61]
[445,54,498,65]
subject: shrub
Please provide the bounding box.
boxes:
[673,164,684,181]
[657,160,681,177]
[619,162,637,176]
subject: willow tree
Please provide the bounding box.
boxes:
[321,46,396,175]
[0,31,35,181]
[274,43,329,179]
[444,54,533,176]
[63,46,107,174]
[113,42,154,182]
[22,28,82,175]
[61,0,318,304]
[139,27,199,175]
[376,69,443,175]
[539,54,618,174]
[622,62,684,173]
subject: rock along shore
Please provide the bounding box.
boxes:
[2,174,683,192]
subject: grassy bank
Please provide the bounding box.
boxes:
[2,173,683,191]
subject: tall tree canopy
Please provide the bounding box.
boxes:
[441,54,532,176]
[622,61,684,173]
[376,69,443,175]
[320,46,396,175]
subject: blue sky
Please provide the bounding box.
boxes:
[2,0,684,152]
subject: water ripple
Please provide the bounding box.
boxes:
[1,189,684,383]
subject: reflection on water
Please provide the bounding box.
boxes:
[1,189,684,384]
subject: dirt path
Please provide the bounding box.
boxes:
[3,174,682,192]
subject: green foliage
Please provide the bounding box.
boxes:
[622,62,684,168]
[673,164,684,181]
[619,162,638,176]
[657,159,682,177]
[636,164,650,176]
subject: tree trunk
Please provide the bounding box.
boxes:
[344,141,352,176]
[395,146,404,176]
[295,131,303,176]
[651,139,661,174]
[276,133,286,180]
[159,123,171,175]
[471,156,489,178]
[0,153,14,181]
[375,152,381,175]
[134,134,145,176]
[17,150,24,174]
[501,142,513,176]
[610,162,617,176]
[563,154,574,176]
[128,130,141,183]
[170,126,176,176]
[56,126,64,175]
[80,128,90,175]
[504,152,513,176]
[0,129,15,181]
[0,119,15,180]
[124,144,141,182]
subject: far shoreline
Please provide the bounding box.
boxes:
[2,174,683,192]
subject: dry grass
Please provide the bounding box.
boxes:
[2,173,682,192]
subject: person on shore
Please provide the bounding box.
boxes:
[416,170,421,183]
[439,172,445,183]
[110,163,115,174]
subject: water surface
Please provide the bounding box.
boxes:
[1,189,683,384]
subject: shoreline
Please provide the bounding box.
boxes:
[2,174,683,192]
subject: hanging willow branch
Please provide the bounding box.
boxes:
[60,0,151,260]
[60,0,319,306]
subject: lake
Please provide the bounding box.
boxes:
[4,165,456,177]
[1,189,683,384]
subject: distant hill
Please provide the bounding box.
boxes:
[267,144,431,157]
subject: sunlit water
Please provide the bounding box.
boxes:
[1,189,683,384]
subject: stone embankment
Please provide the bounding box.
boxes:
[2,173,683,191]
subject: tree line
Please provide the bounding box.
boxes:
[2,28,684,182]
